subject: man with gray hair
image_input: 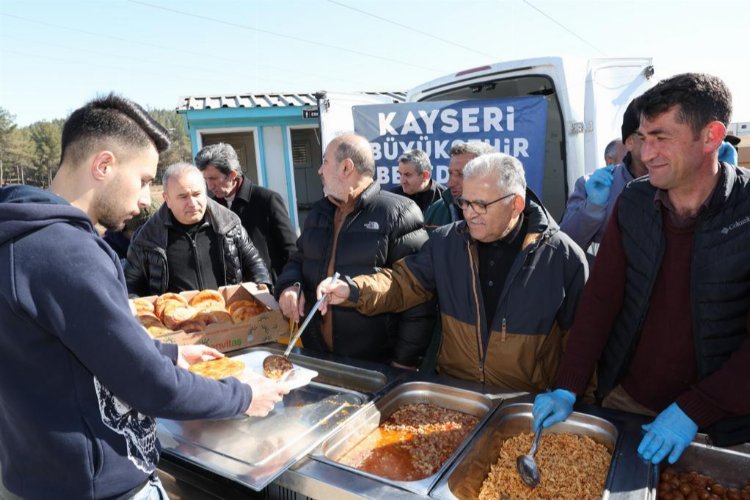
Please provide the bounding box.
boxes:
[275,134,436,368]
[604,138,626,166]
[391,149,445,213]
[125,162,271,296]
[195,142,297,284]
[424,141,496,229]
[317,152,588,391]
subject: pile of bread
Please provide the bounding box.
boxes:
[132,290,268,337]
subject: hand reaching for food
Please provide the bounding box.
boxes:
[177,345,224,369]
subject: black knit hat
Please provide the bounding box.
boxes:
[725,134,741,147]
[621,99,640,142]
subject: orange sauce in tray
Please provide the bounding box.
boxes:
[338,403,479,481]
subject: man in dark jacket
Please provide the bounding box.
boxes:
[319,152,588,391]
[0,94,287,500]
[196,143,297,284]
[560,99,648,262]
[534,73,750,465]
[276,134,435,368]
[391,149,445,213]
[126,163,271,297]
[423,141,496,229]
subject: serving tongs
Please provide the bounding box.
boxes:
[264,272,340,376]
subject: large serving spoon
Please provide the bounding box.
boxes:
[516,426,543,488]
[263,272,340,379]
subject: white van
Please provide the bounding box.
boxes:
[405,57,655,219]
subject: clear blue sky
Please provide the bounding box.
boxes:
[1,0,748,126]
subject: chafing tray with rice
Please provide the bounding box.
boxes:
[312,381,497,496]
[431,402,620,500]
[656,437,750,500]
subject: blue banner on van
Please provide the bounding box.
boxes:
[353,96,548,195]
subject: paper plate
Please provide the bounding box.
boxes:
[236,350,318,390]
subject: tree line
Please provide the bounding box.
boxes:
[0,107,192,187]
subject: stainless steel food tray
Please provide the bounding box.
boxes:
[311,381,497,496]
[653,435,750,494]
[157,350,375,491]
[430,402,620,499]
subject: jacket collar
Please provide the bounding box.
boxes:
[708,162,737,211]
[234,174,253,202]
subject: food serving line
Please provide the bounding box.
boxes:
[156,343,750,499]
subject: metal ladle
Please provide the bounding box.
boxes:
[516,426,543,488]
[263,272,340,378]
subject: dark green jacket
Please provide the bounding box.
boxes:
[424,189,459,230]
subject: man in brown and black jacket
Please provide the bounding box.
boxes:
[276,134,435,368]
[318,152,588,391]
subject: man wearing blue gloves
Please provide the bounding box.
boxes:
[560,99,648,262]
[718,139,738,165]
[534,73,750,466]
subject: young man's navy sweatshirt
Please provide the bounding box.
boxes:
[0,185,252,499]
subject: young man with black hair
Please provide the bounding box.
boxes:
[0,94,288,499]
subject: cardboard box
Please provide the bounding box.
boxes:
[131,283,287,353]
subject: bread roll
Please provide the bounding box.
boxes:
[154,293,189,319]
[146,324,174,338]
[228,299,267,323]
[137,313,174,337]
[189,289,226,312]
[194,309,233,326]
[162,303,198,329]
[137,312,164,328]
[132,298,155,315]
[188,357,245,380]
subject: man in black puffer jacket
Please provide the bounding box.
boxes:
[126,163,271,296]
[276,134,435,368]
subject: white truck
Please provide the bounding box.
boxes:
[404,56,655,219]
[180,58,654,228]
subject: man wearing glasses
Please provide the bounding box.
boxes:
[316,152,588,392]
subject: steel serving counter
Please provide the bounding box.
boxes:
[157,344,750,499]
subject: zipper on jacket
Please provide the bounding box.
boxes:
[218,232,228,284]
[501,318,507,342]
[188,234,205,290]
[466,239,485,382]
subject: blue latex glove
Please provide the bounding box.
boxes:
[532,389,576,432]
[718,141,738,165]
[585,165,615,206]
[637,403,698,465]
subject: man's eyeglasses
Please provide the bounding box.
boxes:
[455,193,515,214]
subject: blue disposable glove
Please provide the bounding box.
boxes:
[532,389,576,432]
[585,166,615,206]
[637,403,698,465]
[718,141,738,165]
